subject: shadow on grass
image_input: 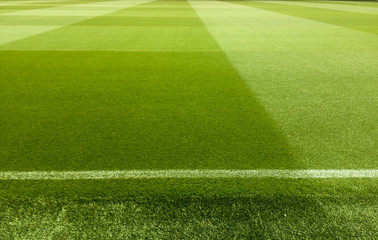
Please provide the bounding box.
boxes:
[1,194,376,239]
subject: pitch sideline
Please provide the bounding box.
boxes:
[0,169,377,180]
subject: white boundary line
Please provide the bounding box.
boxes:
[0,170,377,180]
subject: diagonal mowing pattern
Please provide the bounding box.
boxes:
[269,0,378,15]
[0,0,154,45]
[316,1,378,8]
[232,0,378,35]
[191,1,378,169]
[0,0,121,15]
[0,0,76,14]
[0,2,377,239]
[0,0,218,51]
[0,0,297,171]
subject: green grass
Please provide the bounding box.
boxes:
[0,50,295,170]
[0,15,89,25]
[194,0,378,168]
[230,0,378,35]
[0,1,80,13]
[0,0,296,170]
[0,0,377,238]
[1,195,377,239]
[1,179,377,239]
[317,1,378,8]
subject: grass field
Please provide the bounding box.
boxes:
[0,0,377,238]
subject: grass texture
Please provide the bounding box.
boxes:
[0,0,377,238]
[0,0,296,171]
[195,0,377,168]
[1,195,377,239]
[1,178,377,239]
[0,50,296,170]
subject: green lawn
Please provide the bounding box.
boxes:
[0,0,377,238]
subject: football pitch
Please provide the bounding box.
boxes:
[0,0,377,238]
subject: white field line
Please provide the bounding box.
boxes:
[0,169,377,180]
[1,49,376,53]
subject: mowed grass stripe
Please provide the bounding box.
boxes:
[0,0,154,46]
[316,1,378,8]
[191,1,378,169]
[0,1,218,50]
[0,0,81,15]
[271,0,378,15]
[0,1,297,170]
[1,169,377,180]
[228,0,378,35]
[0,0,82,14]
[0,0,155,26]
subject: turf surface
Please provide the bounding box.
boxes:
[1,178,377,239]
[193,0,378,169]
[0,0,377,238]
[0,51,295,170]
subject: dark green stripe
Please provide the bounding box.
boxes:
[0,0,297,170]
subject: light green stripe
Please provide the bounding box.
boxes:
[0,0,153,46]
[190,1,378,169]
